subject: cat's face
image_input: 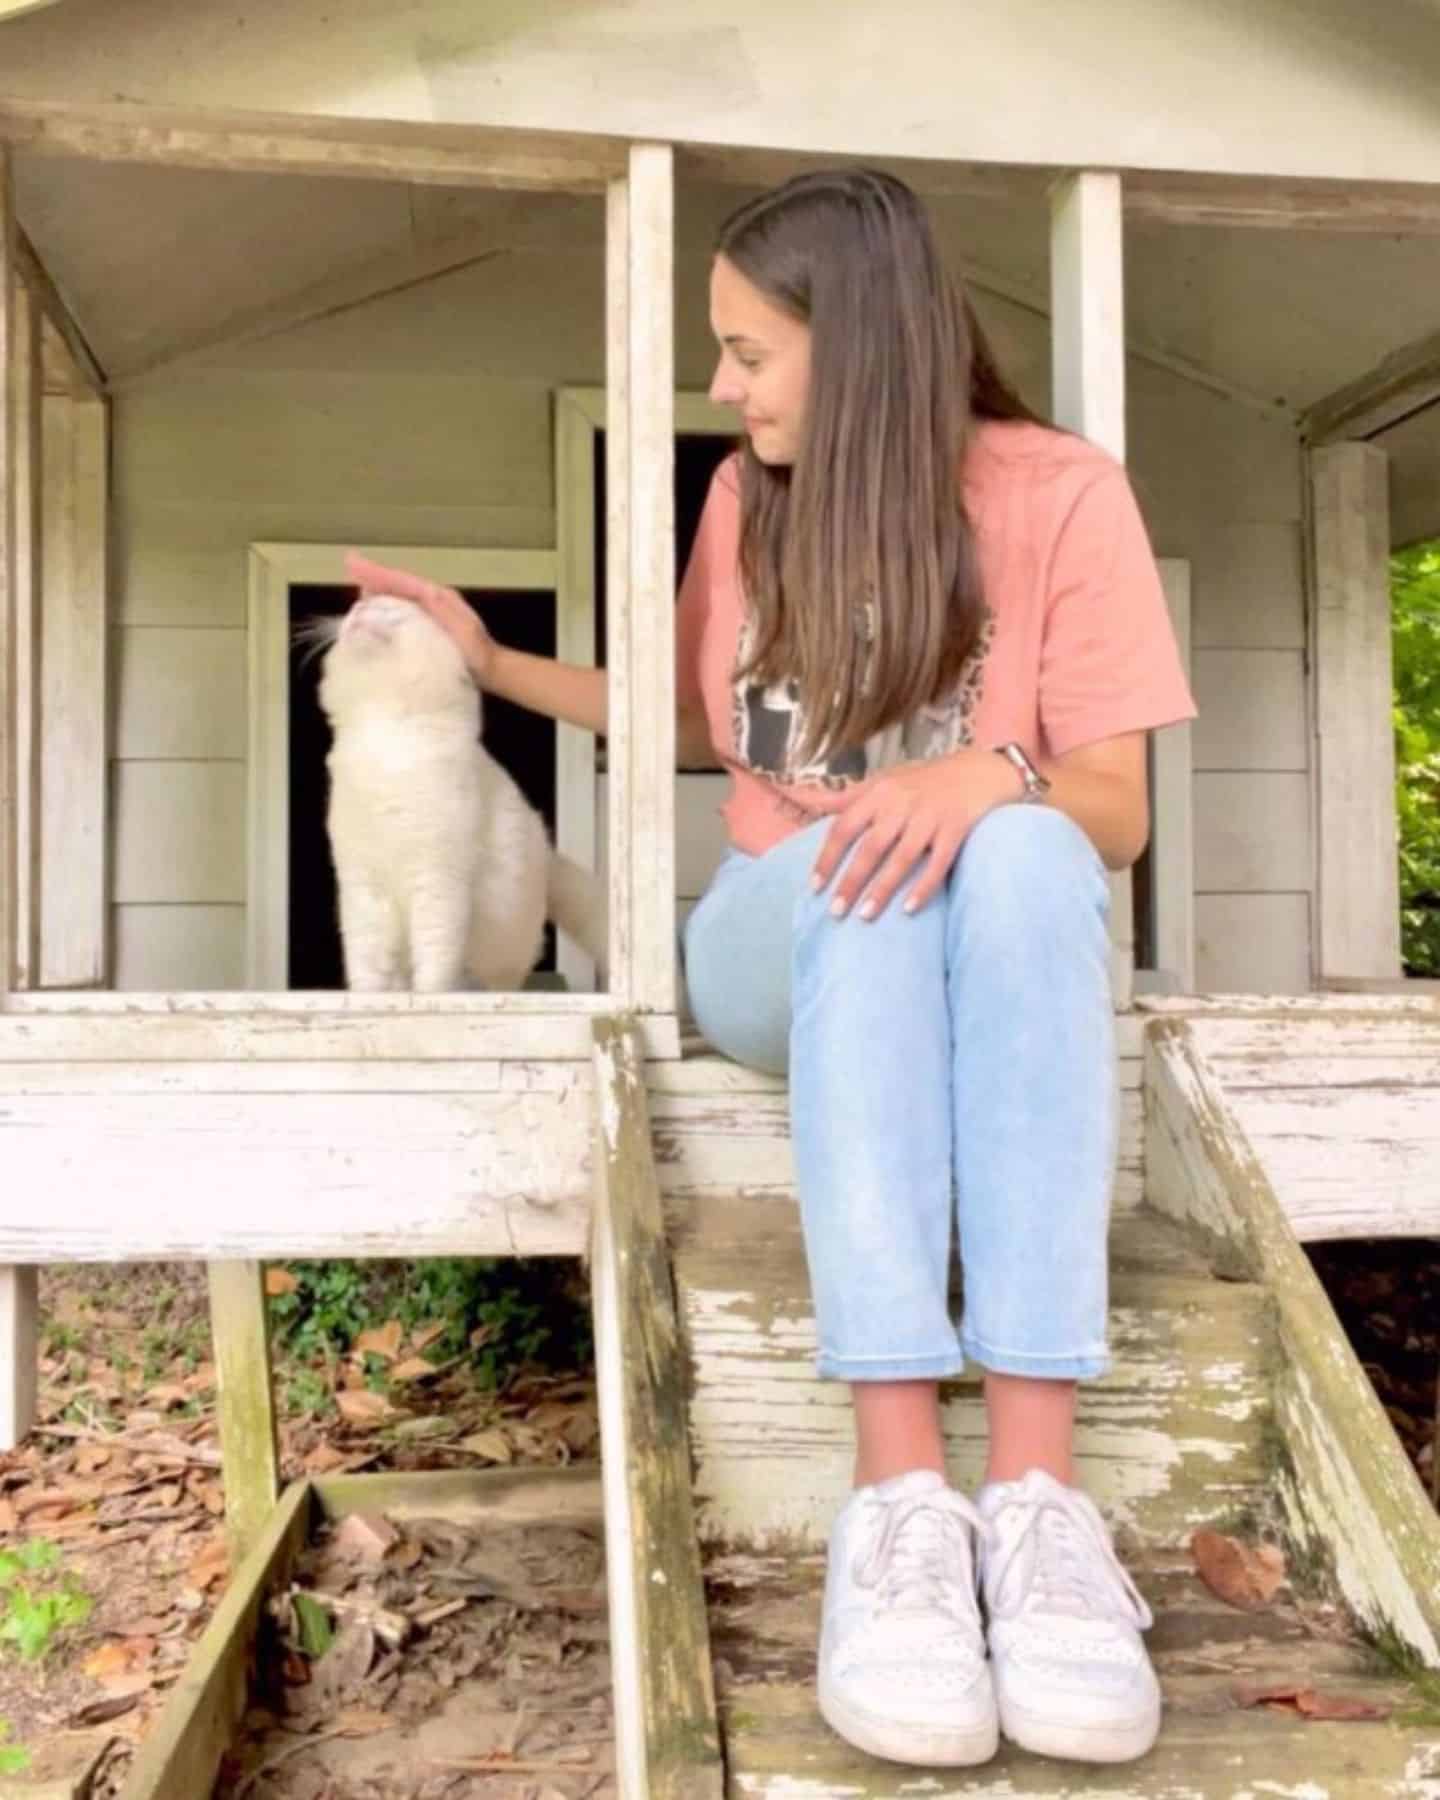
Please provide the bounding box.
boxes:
[318,595,477,724]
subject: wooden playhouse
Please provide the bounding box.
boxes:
[2,0,1440,1793]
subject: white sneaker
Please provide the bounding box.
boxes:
[817,1469,997,1767]
[977,1469,1161,1764]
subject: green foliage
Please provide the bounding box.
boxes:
[0,1540,93,1663]
[0,1721,29,1776]
[268,1257,592,1388]
[1393,543,1440,977]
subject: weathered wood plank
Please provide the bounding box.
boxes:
[14,227,104,398]
[0,995,680,1061]
[1303,322,1440,445]
[0,1087,594,1261]
[10,278,38,990]
[605,144,677,1014]
[591,1017,723,1800]
[0,96,628,192]
[674,1196,1270,1551]
[0,1263,36,1451]
[0,145,16,998]
[119,1477,313,1800]
[311,1464,603,1528]
[38,391,108,987]
[1145,1019,1440,1665]
[1310,441,1401,984]
[207,1262,280,1565]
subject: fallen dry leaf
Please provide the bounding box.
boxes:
[265,1267,299,1297]
[391,1356,438,1383]
[331,1512,399,1567]
[335,1706,396,1737]
[1296,1690,1393,1722]
[409,1322,447,1355]
[353,1320,403,1362]
[188,1537,230,1592]
[459,1428,512,1464]
[1192,1529,1286,1611]
[335,1389,394,1427]
[1233,1681,1391,1722]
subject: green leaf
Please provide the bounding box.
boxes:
[292,1592,334,1659]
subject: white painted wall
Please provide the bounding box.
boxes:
[110,217,1312,993]
[5,0,1440,187]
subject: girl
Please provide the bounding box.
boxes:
[347,166,1195,1772]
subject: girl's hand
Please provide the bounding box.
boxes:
[810,749,1022,919]
[344,552,497,687]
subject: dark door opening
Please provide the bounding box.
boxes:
[591,430,738,766]
[287,583,558,990]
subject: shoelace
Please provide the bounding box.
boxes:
[853,1489,987,1624]
[986,1487,1153,1630]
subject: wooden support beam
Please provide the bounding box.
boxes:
[1151,561,1195,991]
[39,387,108,988]
[1309,442,1401,983]
[15,227,105,396]
[590,1017,724,1800]
[207,1261,281,1566]
[1301,324,1440,445]
[0,1,70,18]
[12,276,39,989]
[1049,170,1135,1008]
[605,144,676,1014]
[0,150,33,1453]
[0,96,627,194]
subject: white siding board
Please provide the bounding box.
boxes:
[115,627,246,760]
[1191,523,1305,649]
[1192,650,1307,772]
[1195,893,1311,994]
[112,761,245,904]
[114,903,245,990]
[1194,772,1311,893]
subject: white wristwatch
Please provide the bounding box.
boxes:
[995,741,1052,803]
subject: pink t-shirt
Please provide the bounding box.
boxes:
[675,419,1197,856]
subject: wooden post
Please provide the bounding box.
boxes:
[1049,170,1135,1007]
[1151,560,1195,989]
[207,1262,281,1564]
[0,146,39,1454]
[590,1017,723,1800]
[605,144,676,1015]
[13,278,41,989]
[1309,442,1401,984]
[38,389,108,987]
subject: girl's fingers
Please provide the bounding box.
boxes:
[810,785,877,892]
[899,827,968,916]
[343,552,435,607]
[827,812,907,916]
[852,821,937,919]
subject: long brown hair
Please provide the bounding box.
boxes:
[716,167,1038,763]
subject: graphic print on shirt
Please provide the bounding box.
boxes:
[729,609,995,791]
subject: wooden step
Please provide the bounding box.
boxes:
[670,1198,1273,1552]
[707,1545,1440,1796]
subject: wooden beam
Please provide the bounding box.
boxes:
[116,234,506,385]
[0,96,627,193]
[1,146,16,1000]
[39,388,108,988]
[1049,171,1135,1009]
[0,1263,36,1452]
[1301,324,1440,445]
[12,276,38,989]
[207,1262,280,1564]
[605,144,677,1014]
[590,1017,724,1800]
[1309,442,1401,983]
[1151,561,1195,991]
[15,227,104,396]
[0,1,70,18]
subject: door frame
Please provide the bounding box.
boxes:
[245,541,561,989]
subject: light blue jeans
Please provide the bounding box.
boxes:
[682,803,1116,1383]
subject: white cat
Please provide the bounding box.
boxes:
[314,594,605,993]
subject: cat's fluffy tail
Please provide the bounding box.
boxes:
[547,852,608,983]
